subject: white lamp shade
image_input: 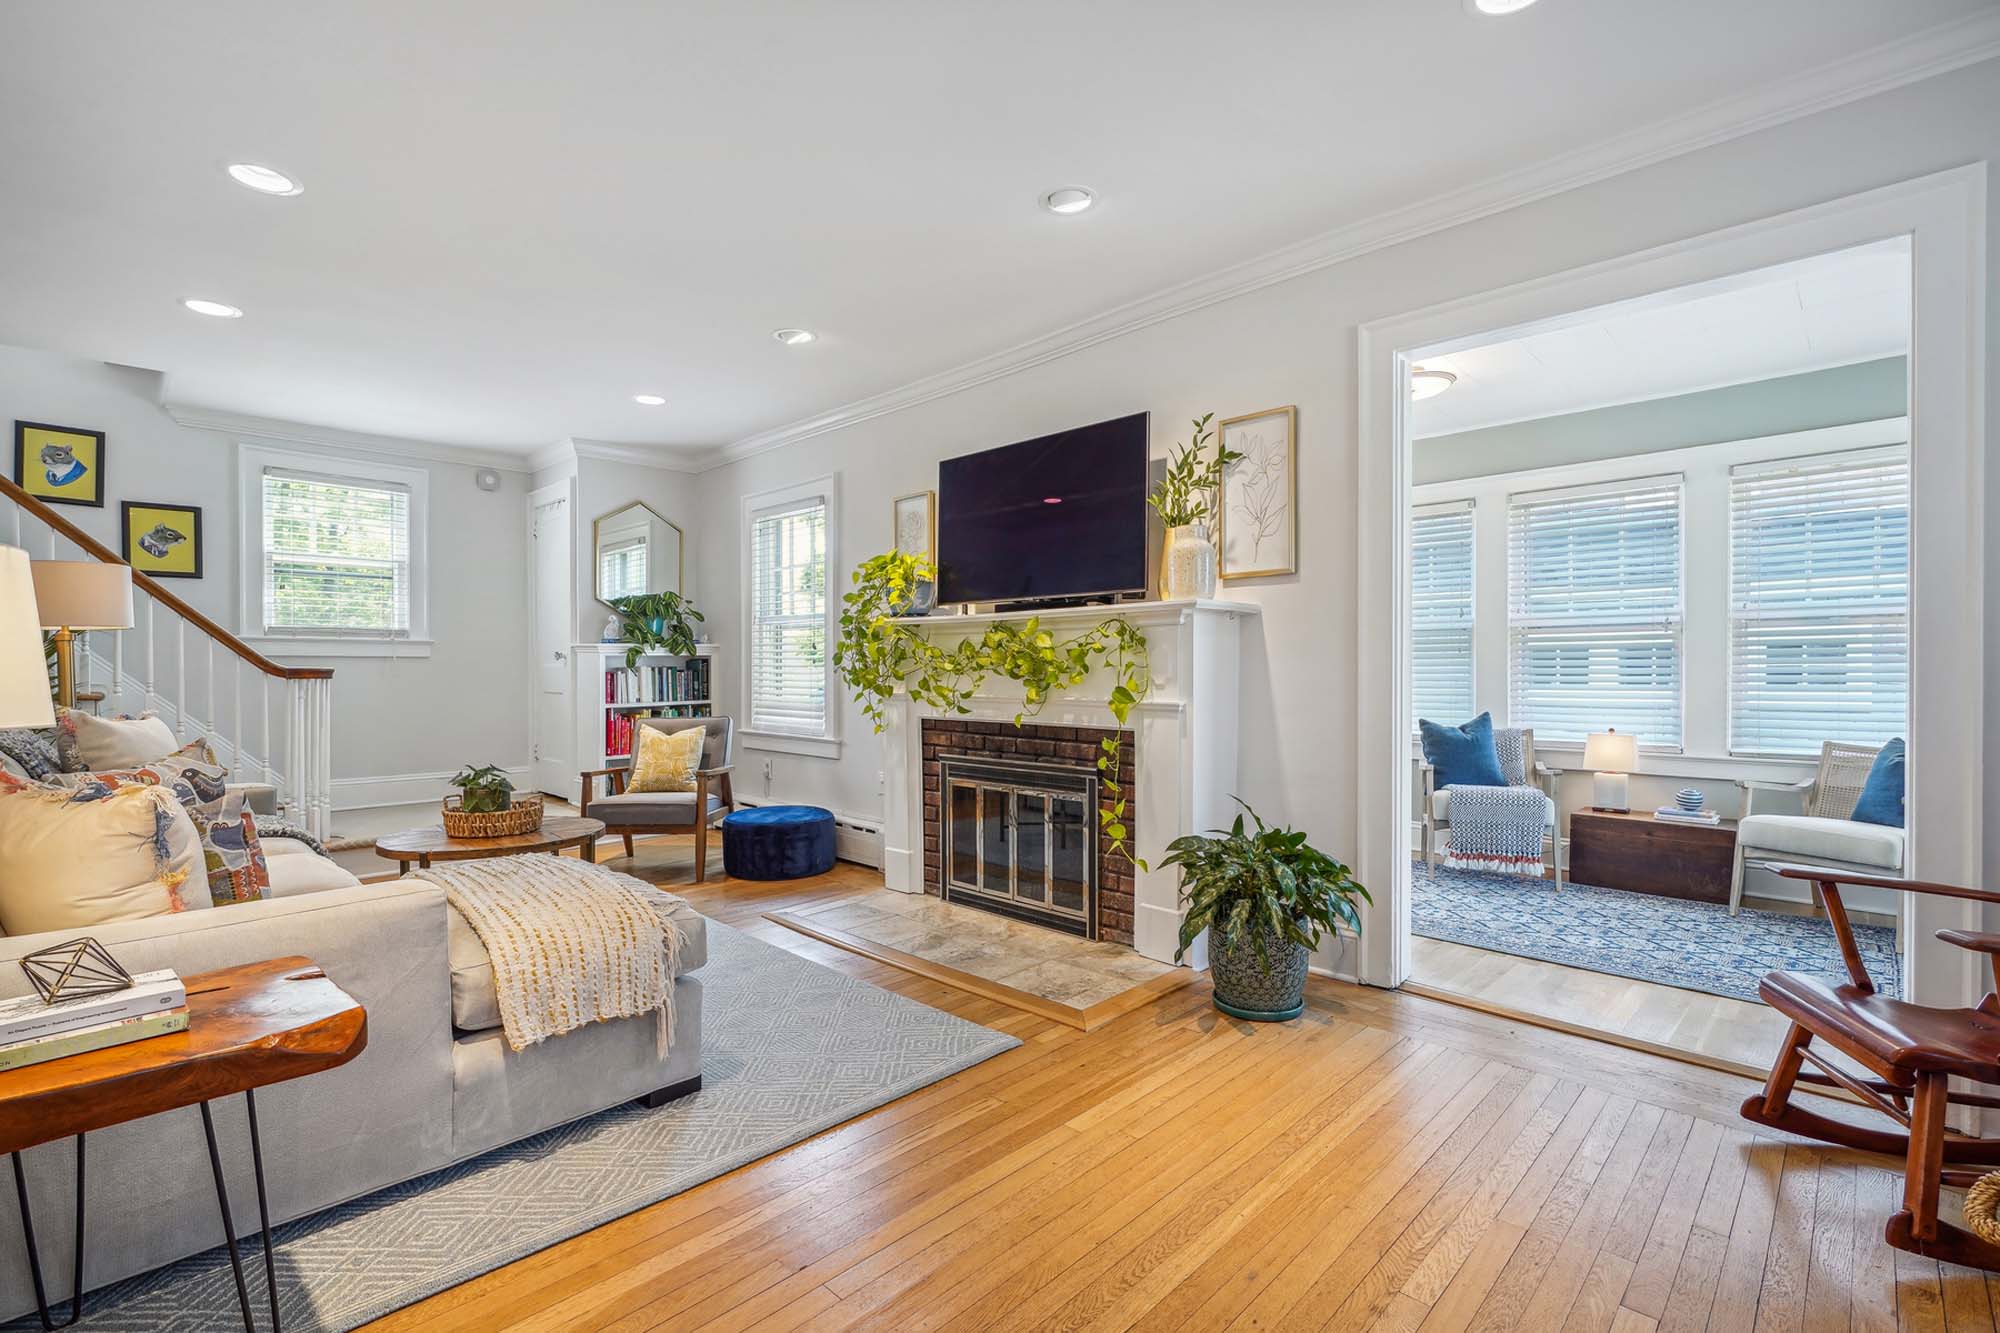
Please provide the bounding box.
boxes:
[1582,729,1638,773]
[0,547,57,728]
[31,560,133,630]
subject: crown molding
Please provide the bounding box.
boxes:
[526,436,702,475]
[699,14,2000,474]
[163,403,534,472]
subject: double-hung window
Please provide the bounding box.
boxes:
[746,479,836,742]
[1507,477,1683,747]
[1728,446,1909,756]
[1410,501,1475,730]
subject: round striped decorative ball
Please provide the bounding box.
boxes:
[1674,787,1704,812]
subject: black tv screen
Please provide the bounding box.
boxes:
[936,412,1149,605]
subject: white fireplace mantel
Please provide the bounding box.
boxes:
[878,598,1259,966]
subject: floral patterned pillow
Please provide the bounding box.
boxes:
[41,752,268,907]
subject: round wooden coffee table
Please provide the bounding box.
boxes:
[373,815,606,873]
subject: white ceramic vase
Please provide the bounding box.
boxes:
[1164,522,1218,600]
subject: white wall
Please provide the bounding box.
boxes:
[692,59,2000,890]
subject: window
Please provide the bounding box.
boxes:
[1410,501,1474,729]
[597,536,648,601]
[746,479,836,742]
[1507,477,1683,746]
[1728,446,1908,756]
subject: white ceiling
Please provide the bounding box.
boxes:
[0,2,1986,458]
[1409,237,1913,438]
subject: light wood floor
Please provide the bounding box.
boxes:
[366,844,1987,1333]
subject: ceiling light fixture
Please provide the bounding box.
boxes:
[182,298,244,319]
[1039,186,1096,215]
[772,328,816,346]
[632,393,667,406]
[1410,367,1457,401]
[226,163,303,196]
[1466,0,1541,13]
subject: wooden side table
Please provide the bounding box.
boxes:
[1567,809,1739,904]
[0,956,366,1331]
[373,814,605,874]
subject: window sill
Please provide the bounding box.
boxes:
[741,729,843,759]
[246,636,434,659]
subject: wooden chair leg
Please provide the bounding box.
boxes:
[694,817,708,883]
[1760,1023,1812,1117]
[1903,1071,1950,1243]
[622,833,635,858]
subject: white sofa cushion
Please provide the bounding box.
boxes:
[1431,788,1554,826]
[1738,814,1905,870]
[57,709,181,771]
[264,841,365,896]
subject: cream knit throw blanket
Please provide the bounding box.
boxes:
[414,857,686,1054]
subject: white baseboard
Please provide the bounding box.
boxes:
[733,796,886,869]
[331,765,534,812]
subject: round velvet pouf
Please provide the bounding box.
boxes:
[721,805,837,880]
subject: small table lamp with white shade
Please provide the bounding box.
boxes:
[1,547,58,729]
[1583,728,1638,812]
[30,560,134,710]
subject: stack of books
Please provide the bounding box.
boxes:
[0,970,189,1072]
[1654,805,1723,826]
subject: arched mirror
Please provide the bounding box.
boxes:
[593,501,683,604]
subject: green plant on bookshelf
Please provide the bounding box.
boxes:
[610,591,704,667]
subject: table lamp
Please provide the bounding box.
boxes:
[1582,728,1638,812]
[1,547,57,729]
[30,560,134,710]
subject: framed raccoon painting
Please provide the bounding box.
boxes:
[13,421,106,507]
[121,501,204,579]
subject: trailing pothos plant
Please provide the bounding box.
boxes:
[1146,412,1243,530]
[1165,800,1371,975]
[833,550,1151,866]
[609,591,704,668]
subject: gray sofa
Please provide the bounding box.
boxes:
[0,863,706,1318]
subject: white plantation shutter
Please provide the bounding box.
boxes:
[1411,502,1474,730]
[1728,446,1908,756]
[749,495,829,734]
[261,468,411,635]
[1508,477,1683,746]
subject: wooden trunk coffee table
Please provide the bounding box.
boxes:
[1567,809,1739,904]
[373,814,606,874]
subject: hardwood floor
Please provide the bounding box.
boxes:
[365,841,1985,1332]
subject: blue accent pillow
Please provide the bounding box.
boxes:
[1419,712,1508,789]
[1849,738,1905,828]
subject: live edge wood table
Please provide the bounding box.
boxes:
[0,956,366,1332]
[1566,808,1740,905]
[373,814,605,874]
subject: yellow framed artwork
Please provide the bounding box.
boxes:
[13,421,106,507]
[121,502,204,579]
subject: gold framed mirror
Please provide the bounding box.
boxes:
[593,501,684,604]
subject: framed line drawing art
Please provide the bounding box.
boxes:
[121,501,204,579]
[1218,405,1296,580]
[893,490,936,562]
[14,421,106,507]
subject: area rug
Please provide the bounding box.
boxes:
[1412,861,1901,1003]
[9,920,1019,1332]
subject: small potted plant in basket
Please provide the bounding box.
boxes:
[1167,800,1369,1022]
[444,764,543,838]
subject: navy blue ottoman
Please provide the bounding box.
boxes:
[722,805,837,880]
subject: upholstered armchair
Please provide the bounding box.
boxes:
[1731,740,1903,920]
[1418,727,1563,886]
[580,715,735,881]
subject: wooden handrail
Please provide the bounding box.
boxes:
[0,473,333,681]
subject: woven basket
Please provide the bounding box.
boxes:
[1967,1172,2000,1244]
[441,793,544,839]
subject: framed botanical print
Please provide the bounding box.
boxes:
[121,502,204,579]
[893,490,936,563]
[14,421,106,507]
[1217,405,1297,580]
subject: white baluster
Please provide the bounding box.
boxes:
[261,674,272,785]
[113,629,123,698]
[176,618,187,739]
[231,657,242,777]
[205,639,215,743]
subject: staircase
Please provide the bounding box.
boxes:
[2,474,335,836]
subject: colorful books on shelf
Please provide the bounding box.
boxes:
[0,969,191,1071]
[602,658,710,706]
[1653,806,1722,826]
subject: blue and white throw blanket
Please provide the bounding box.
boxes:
[1444,727,1548,876]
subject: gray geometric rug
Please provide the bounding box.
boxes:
[7,920,1018,1331]
[1413,861,1901,1003]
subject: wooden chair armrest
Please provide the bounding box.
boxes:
[1772,865,2000,907]
[579,767,628,805]
[696,763,734,776]
[1937,929,2000,956]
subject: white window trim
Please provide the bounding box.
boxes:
[238,442,431,658]
[739,472,840,757]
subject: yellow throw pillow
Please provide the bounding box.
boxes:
[627,724,704,793]
[0,781,207,935]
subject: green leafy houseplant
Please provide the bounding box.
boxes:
[833,550,1150,865]
[1164,801,1370,1021]
[610,591,704,668]
[449,764,517,814]
[1147,413,1243,529]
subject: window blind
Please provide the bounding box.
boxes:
[597,537,648,601]
[1728,446,1908,756]
[261,468,411,635]
[1507,477,1682,746]
[1411,502,1474,730]
[749,495,829,734]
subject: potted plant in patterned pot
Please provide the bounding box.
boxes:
[1167,801,1370,1021]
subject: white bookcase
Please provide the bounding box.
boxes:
[572,643,715,773]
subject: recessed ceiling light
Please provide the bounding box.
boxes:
[632,393,667,406]
[1042,496,1064,505]
[1410,367,1457,401]
[182,298,243,319]
[226,163,303,196]
[1466,0,1540,13]
[772,328,816,346]
[1039,186,1096,215]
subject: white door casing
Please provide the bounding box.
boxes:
[529,482,573,797]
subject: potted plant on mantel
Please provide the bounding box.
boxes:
[1147,412,1242,601]
[1166,801,1369,1022]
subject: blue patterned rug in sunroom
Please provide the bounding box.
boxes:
[1411,862,1900,1003]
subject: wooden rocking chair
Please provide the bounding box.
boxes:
[1741,865,2000,1268]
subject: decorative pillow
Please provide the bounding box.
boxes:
[0,781,208,935]
[1850,737,1906,829]
[1419,712,1508,790]
[55,709,183,772]
[0,727,62,781]
[45,752,269,907]
[627,724,704,794]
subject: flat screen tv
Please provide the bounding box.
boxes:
[936,412,1149,606]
